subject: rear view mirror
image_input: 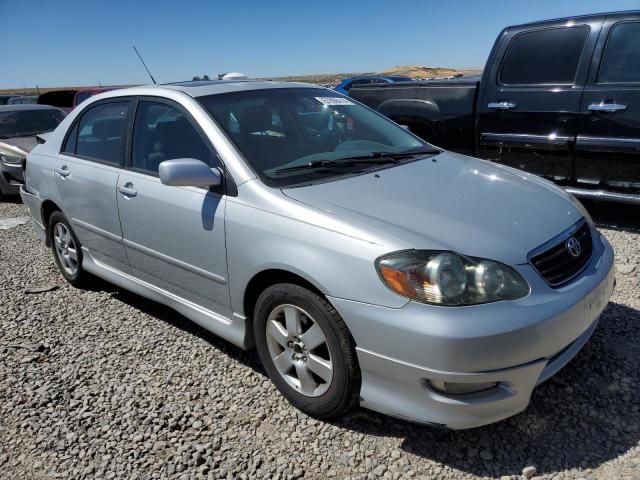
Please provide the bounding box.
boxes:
[159,158,222,188]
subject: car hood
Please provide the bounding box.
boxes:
[0,136,38,155]
[281,152,583,265]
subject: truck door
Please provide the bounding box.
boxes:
[575,15,640,193]
[477,18,602,181]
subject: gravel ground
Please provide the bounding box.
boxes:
[1,198,639,480]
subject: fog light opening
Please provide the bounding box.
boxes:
[426,380,499,395]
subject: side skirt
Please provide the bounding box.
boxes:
[81,247,249,349]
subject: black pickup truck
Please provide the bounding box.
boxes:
[350,11,640,204]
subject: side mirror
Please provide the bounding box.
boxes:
[159,158,222,188]
[399,124,410,131]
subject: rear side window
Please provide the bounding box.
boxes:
[598,22,640,84]
[75,102,129,165]
[131,100,218,175]
[500,27,589,85]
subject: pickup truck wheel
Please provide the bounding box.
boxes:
[254,283,360,419]
[49,211,89,287]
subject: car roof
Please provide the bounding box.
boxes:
[106,80,325,99]
[509,9,640,30]
[161,80,324,97]
[0,104,64,112]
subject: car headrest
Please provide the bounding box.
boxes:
[92,117,124,140]
[235,105,272,134]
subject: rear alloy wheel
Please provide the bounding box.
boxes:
[53,222,79,276]
[254,283,360,419]
[48,211,89,287]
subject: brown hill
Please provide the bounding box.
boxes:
[379,65,481,78]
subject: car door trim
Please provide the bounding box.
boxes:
[480,133,570,149]
[122,238,227,284]
[575,136,640,153]
[71,217,122,243]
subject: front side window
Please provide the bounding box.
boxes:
[500,27,589,85]
[598,22,640,84]
[131,101,217,174]
[75,102,129,165]
[0,108,65,139]
[198,88,431,187]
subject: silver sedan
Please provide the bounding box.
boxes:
[21,81,614,429]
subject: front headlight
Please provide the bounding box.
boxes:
[376,250,529,306]
[0,152,24,164]
[0,144,26,165]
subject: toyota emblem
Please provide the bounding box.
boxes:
[566,236,582,257]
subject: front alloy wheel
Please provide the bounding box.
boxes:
[265,304,333,397]
[254,283,360,419]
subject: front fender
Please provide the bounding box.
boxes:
[225,185,410,316]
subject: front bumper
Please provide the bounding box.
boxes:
[0,161,24,195]
[329,232,615,429]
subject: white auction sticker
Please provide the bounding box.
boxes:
[314,97,354,106]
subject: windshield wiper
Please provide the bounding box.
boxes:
[275,157,399,175]
[274,148,437,175]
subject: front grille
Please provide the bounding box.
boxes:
[530,220,593,287]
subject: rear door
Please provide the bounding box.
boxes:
[116,98,231,317]
[575,14,640,191]
[477,18,602,180]
[55,99,131,273]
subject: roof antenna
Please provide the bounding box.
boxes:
[133,45,157,84]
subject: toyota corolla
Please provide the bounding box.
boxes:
[21,81,614,428]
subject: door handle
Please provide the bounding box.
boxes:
[488,101,516,110]
[588,102,627,113]
[118,184,137,197]
[54,166,70,178]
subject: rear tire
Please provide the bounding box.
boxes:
[48,211,89,287]
[254,283,360,419]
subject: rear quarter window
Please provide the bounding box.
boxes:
[499,26,590,85]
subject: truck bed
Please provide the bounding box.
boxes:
[349,77,480,155]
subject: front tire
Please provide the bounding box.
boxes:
[254,283,360,419]
[48,211,89,287]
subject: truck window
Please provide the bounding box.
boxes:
[500,27,589,85]
[598,22,640,84]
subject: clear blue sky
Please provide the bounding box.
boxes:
[2,0,638,88]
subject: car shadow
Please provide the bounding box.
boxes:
[89,279,267,374]
[330,301,640,477]
[98,270,640,477]
[82,198,638,477]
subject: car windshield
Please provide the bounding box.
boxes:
[0,109,66,139]
[198,88,437,187]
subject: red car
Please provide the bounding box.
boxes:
[72,88,118,110]
[36,88,119,113]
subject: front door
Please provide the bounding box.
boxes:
[477,19,601,181]
[116,99,231,317]
[55,99,132,273]
[575,16,640,191]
